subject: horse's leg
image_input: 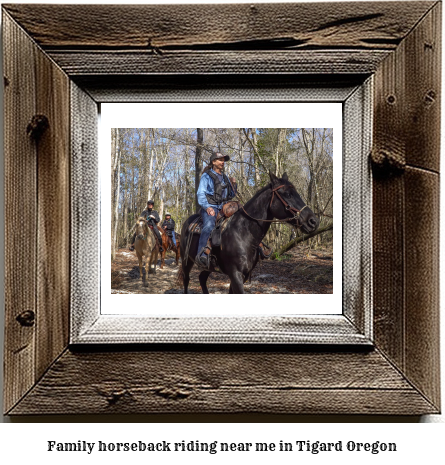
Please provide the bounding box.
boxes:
[229,273,251,294]
[199,271,211,294]
[175,245,180,266]
[152,247,158,274]
[137,252,143,279]
[149,247,157,274]
[160,248,165,269]
[182,259,194,294]
[228,270,245,294]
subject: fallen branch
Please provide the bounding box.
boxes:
[271,223,333,259]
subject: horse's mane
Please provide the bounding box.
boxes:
[243,178,295,209]
[135,217,149,231]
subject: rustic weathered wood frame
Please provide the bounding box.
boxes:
[3,2,440,415]
[72,83,371,345]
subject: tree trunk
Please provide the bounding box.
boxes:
[111,128,122,261]
[275,128,286,175]
[238,130,244,196]
[159,188,164,221]
[147,129,154,202]
[271,223,333,259]
[250,128,261,187]
[195,128,203,213]
[123,192,129,246]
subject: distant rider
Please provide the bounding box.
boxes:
[195,151,237,269]
[129,199,164,253]
[162,212,176,247]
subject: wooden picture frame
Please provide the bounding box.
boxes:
[2,2,440,415]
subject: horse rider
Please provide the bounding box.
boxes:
[195,151,237,269]
[129,199,164,253]
[162,212,177,247]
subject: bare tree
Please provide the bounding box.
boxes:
[195,128,203,213]
[111,128,122,260]
[115,127,333,253]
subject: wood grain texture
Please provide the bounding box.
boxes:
[372,36,406,368]
[404,2,441,172]
[372,2,441,172]
[2,2,441,416]
[46,50,390,76]
[35,43,71,380]
[3,12,38,414]
[8,349,437,415]
[343,81,372,336]
[372,3,441,411]
[70,83,100,338]
[372,175,405,369]
[3,2,435,50]
[74,315,370,345]
[404,167,440,408]
[76,75,365,103]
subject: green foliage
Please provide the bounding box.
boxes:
[273,253,292,261]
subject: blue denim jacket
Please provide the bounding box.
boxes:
[197,170,236,210]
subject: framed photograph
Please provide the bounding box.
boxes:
[3,2,440,415]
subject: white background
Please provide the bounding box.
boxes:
[101,103,342,315]
[0,0,444,461]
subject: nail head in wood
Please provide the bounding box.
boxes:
[16,310,35,327]
[424,90,436,105]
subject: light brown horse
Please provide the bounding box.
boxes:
[133,217,158,278]
[158,226,181,269]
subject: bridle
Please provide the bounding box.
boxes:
[241,184,308,225]
[136,221,148,240]
[270,184,308,220]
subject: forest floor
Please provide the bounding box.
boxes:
[111,246,333,294]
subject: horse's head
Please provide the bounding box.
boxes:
[269,171,319,234]
[135,217,148,240]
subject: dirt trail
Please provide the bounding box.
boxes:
[111,247,333,295]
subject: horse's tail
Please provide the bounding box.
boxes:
[177,264,184,285]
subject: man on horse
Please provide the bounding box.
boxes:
[195,151,237,269]
[129,199,164,253]
[162,212,176,247]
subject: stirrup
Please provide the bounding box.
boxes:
[195,248,210,269]
[195,255,209,270]
[129,245,135,251]
[259,242,273,259]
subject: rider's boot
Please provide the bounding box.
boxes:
[195,246,211,270]
[154,229,164,253]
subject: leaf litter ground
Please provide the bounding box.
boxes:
[111,247,333,294]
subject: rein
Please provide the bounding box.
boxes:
[240,184,308,224]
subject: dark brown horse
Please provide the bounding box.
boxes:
[157,225,181,269]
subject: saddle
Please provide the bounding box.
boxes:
[188,201,241,235]
[217,201,241,221]
[185,201,272,272]
[167,235,177,250]
[188,217,203,235]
